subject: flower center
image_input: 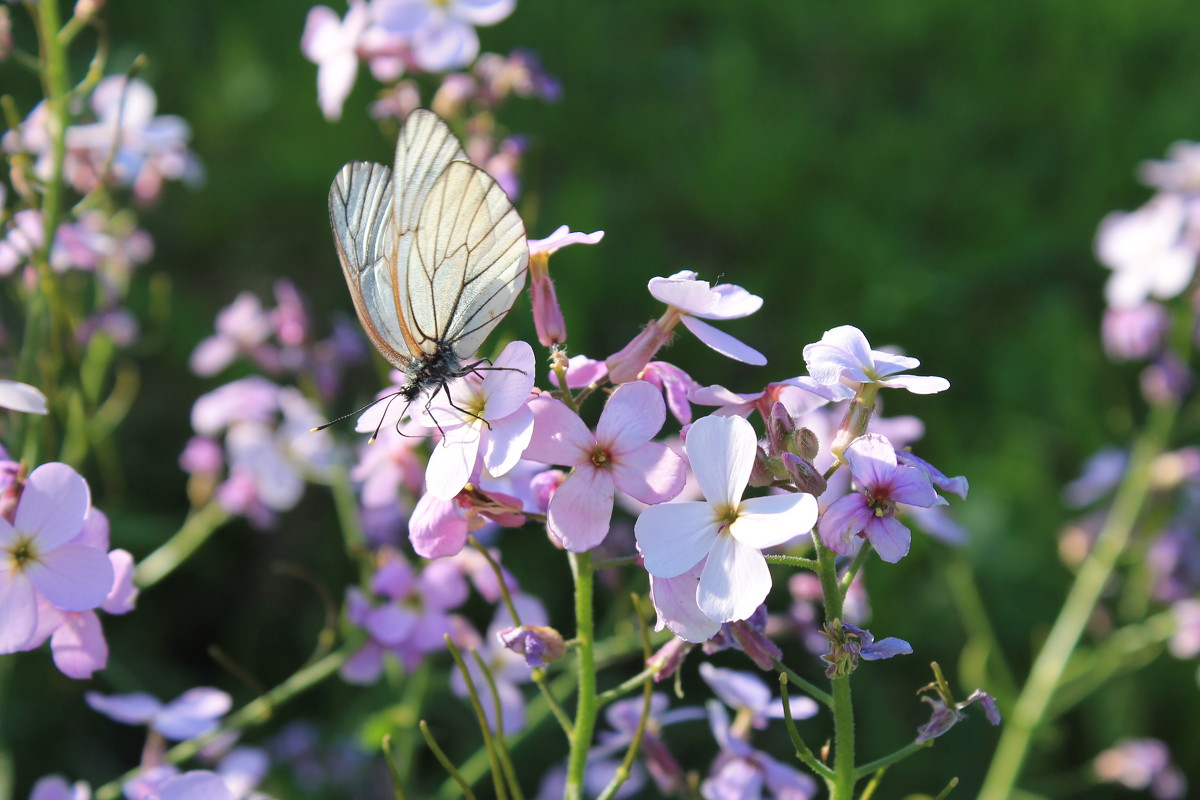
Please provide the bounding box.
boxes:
[713,503,740,532]
[6,535,36,573]
[591,446,609,468]
[866,493,896,518]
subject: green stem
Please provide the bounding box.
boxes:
[815,534,856,799]
[855,741,932,778]
[779,674,835,781]
[564,551,597,800]
[765,554,819,570]
[977,399,1176,800]
[773,660,833,708]
[94,648,346,800]
[133,502,232,589]
[595,665,657,706]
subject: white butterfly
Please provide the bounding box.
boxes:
[328,109,529,411]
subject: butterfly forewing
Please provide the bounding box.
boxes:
[409,160,529,359]
[392,109,470,236]
[328,161,412,368]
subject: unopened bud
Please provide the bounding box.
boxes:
[797,427,820,462]
[498,625,567,668]
[782,452,827,496]
[647,638,693,681]
[748,446,776,487]
[766,402,795,455]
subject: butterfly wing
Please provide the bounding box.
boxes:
[405,159,529,359]
[328,160,415,369]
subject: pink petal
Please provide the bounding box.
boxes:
[76,508,110,550]
[729,493,818,550]
[634,501,717,578]
[0,570,37,653]
[889,464,942,508]
[648,566,721,643]
[648,272,717,314]
[51,610,107,679]
[694,283,763,320]
[697,534,771,623]
[317,52,359,122]
[409,491,469,559]
[679,315,766,365]
[596,380,666,454]
[547,466,614,552]
[611,442,685,504]
[845,434,897,490]
[864,515,911,563]
[301,6,344,62]
[817,494,871,556]
[425,428,480,500]
[528,225,604,256]
[27,543,113,611]
[15,462,90,550]
[188,335,237,377]
[686,415,756,509]
[101,549,138,614]
[523,396,594,466]
[483,405,534,478]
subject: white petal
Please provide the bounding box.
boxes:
[697,534,771,623]
[635,501,717,578]
[0,379,48,414]
[686,415,756,508]
[730,492,818,550]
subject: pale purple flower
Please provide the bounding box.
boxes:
[640,361,699,425]
[0,464,113,654]
[1094,738,1187,799]
[28,776,91,800]
[191,377,281,437]
[701,702,818,800]
[525,380,686,552]
[821,621,912,678]
[548,354,607,389]
[818,433,944,563]
[804,325,949,395]
[527,226,604,346]
[1140,141,1200,193]
[1102,302,1170,362]
[701,605,781,671]
[85,687,232,740]
[473,49,562,105]
[648,560,721,643]
[65,76,202,201]
[1168,598,1200,659]
[0,209,44,276]
[1148,526,1200,603]
[698,663,817,730]
[419,340,536,499]
[637,415,817,624]
[373,0,515,73]
[0,378,48,414]
[915,688,1000,743]
[190,292,274,376]
[1096,193,1197,309]
[1063,447,1128,509]
[607,271,765,384]
[301,3,370,121]
[125,770,237,800]
[689,378,841,422]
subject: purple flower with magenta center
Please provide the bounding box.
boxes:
[818,433,944,563]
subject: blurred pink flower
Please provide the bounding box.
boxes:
[302,2,371,121]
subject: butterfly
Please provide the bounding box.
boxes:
[327,109,529,427]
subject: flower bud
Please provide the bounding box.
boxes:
[782,452,827,497]
[498,624,567,668]
[748,445,776,487]
[797,427,820,462]
[647,637,692,681]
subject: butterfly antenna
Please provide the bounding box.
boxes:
[310,391,402,437]
[368,392,410,444]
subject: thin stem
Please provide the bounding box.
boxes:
[470,535,520,625]
[444,638,508,800]
[470,651,523,800]
[773,660,833,708]
[779,674,835,781]
[595,665,657,706]
[977,399,1177,800]
[838,545,871,597]
[765,553,819,571]
[595,594,655,800]
[94,648,346,800]
[133,502,232,589]
[421,722,477,800]
[814,533,856,799]
[564,551,597,800]
[855,741,932,778]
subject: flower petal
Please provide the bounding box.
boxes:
[480,341,536,419]
[817,494,871,556]
[483,405,534,478]
[679,316,766,365]
[730,492,818,550]
[547,466,614,552]
[635,501,718,578]
[697,534,771,623]
[51,610,107,679]
[804,325,874,384]
[695,283,763,320]
[596,381,665,455]
[648,565,721,643]
[686,415,756,509]
[14,463,90,550]
[26,543,113,611]
[878,374,951,395]
[0,570,37,653]
[523,396,593,466]
[85,690,163,724]
[864,515,911,563]
[611,442,685,504]
[425,427,481,500]
[0,379,48,414]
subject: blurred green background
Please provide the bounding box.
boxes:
[5,0,1200,797]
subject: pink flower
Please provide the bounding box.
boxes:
[419,340,536,499]
[0,464,113,654]
[803,325,949,395]
[527,225,604,346]
[301,3,371,121]
[373,0,516,73]
[1095,193,1197,310]
[189,292,274,376]
[606,271,765,384]
[635,415,818,625]
[524,381,686,552]
[817,433,943,563]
